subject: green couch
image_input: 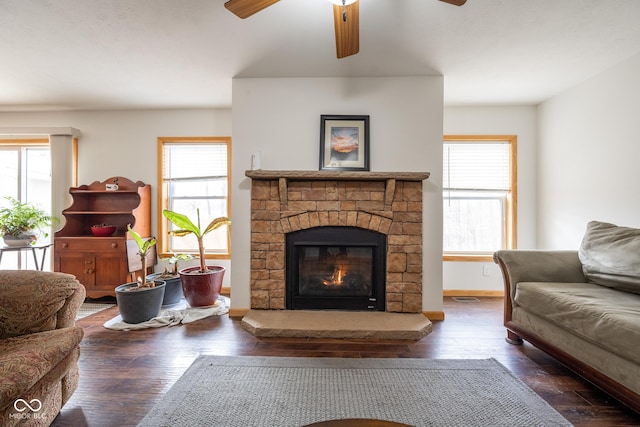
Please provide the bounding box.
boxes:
[0,270,85,426]
[494,221,640,413]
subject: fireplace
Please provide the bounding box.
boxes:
[286,226,386,311]
[246,170,429,314]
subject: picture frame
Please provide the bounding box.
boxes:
[319,115,370,171]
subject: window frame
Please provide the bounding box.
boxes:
[0,138,50,202]
[0,138,51,269]
[442,135,518,262]
[157,136,232,259]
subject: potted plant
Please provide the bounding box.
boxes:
[114,225,166,324]
[0,196,53,246]
[162,208,231,307]
[146,253,193,306]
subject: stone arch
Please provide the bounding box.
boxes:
[280,210,393,235]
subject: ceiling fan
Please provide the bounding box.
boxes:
[224,0,467,59]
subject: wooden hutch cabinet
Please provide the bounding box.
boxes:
[54,177,151,298]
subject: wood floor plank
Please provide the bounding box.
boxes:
[51,297,640,426]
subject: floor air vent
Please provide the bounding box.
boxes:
[452,296,480,303]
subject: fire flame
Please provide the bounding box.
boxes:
[323,268,345,287]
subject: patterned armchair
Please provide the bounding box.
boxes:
[0,270,85,426]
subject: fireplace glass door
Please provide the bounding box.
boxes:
[286,226,386,311]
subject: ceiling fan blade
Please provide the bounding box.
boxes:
[224,0,280,19]
[439,0,467,5]
[333,1,360,59]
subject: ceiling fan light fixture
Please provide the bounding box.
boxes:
[328,0,357,5]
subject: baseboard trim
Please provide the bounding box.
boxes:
[423,311,445,321]
[443,290,504,297]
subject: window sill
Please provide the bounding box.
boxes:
[443,254,495,262]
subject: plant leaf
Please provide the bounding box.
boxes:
[163,209,200,237]
[127,224,145,248]
[203,217,231,235]
[127,224,156,254]
[141,237,157,252]
[167,229,193,237]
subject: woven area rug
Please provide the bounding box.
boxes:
[76,302,115,320]
[138,356,572,427]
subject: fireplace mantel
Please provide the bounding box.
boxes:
[246,170,429,205]
[246,170,430,181]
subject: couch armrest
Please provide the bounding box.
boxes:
[56,275,86,329]
[493,250,586,304]
[0,270,86,339]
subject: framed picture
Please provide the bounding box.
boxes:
[319,115,370,171]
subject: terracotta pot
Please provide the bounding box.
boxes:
[178,265,225,307]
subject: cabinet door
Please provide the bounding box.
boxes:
[95,252,129,290]
[57,253,96,287]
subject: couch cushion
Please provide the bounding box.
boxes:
[514,281,640,364]
[0,326,83,407]
[578,221,640,294]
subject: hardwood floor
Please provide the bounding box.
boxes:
[53,297,640,426]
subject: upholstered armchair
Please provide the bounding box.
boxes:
[0,270,85,426]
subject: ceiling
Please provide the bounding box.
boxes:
[1,0,640,111]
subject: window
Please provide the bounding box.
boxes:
[0,139,51,268]
[158,137,231,259]
[443,135,517,261]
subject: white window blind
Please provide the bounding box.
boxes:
[163,143,227,179]
[443,142,511,191]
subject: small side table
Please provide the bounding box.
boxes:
[0,243,53,271]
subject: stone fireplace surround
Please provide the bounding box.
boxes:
[246,170,430,313]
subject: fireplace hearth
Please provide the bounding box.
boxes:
[286,226,386,311]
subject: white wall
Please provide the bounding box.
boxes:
[0,108,233,281]
[442,106,538,291]
[538,52,640,248]
[3,50,637,301]
[0,109,231,184]
[231,76,445,312]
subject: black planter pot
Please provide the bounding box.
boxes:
[146,273,183,306]
[115,281,166,324]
